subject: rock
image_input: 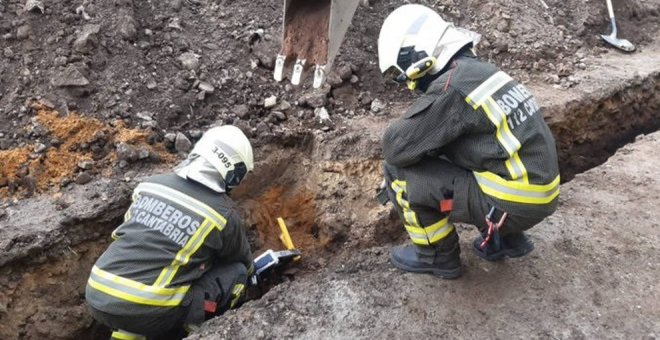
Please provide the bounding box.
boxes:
[16,25,31,40]
[189,130,203,139]
[315,107,331,124]
[164,133,177,143]
[350,75,359,84]
[75,5,91,20]
[258,54,275,69]
[178,52,200,71]
[118,15,138,41]
[234,104,250,119]
[496,19,510,33]
[136,112,153,121]
[24,0,44,13]
[51,66,89,87]
[137,148,150,160]
[142,120,158,129]
[255,121,270,135]
[198,82,215,93]
[272,111,287,121]
[175,133,192,153]
[332,86,359,107]
[299,91,327,108]
[370,98,386,114]
[264,95,277,109]
[4,47,14,59]
[34,143,47,153]
[337,64,353,81]
[75,172,93,185]
[73,24,101,53]
[0,208,6,220]
[276,100,292,112]
[326,72,343,87]
[77,160,94,170]
[116,142,138,162]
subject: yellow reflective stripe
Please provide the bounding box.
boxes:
[232,283,246,295]
[89,266,189,307]
[511,152,529,183]
[480,97,529,183]
[483,98,521,155]
[466,71,513,108]
[135,183,227,230]
[474,172,560,204]
[111,330,146,340]
[154,219,218,287]
[405,217,454,244]
[390,180,454,245]
[88,278,184,307]
[229,284,246,309]
[409,234,432,246]
[391,180,422,228]
[428,223,455,244]
[92,266,189,295]
[404,216,447,236]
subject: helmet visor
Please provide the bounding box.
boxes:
[383,65,407,84]
[225,162,248,189]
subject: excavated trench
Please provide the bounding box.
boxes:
[0,71,658,339]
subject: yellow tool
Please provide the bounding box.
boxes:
[277,217,301,261]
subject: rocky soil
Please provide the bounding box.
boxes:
[195,130,660,339]
[0,0,659,339]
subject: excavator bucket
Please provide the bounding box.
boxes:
[274,0,360,88]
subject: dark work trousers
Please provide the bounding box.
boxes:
[383,158,546,245]
[88,262,248,339]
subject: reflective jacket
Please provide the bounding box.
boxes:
[85,173,253,316]
[383,54,560,218]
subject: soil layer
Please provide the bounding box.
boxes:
[193,130,660,339]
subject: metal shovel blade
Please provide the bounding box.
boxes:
[601,33,636,52]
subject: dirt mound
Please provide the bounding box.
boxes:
[1,0,658,155]
[0,104,172,199]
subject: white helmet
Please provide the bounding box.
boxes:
[175,125,254,192]
[378,4,475,90]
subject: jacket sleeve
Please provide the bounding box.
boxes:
[217,212,254,273]
[383,87,476,167]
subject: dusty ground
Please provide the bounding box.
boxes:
[0,0,659,339]
[194,130,660,339]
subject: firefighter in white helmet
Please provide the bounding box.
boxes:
[377,5,560,278]
[86,126,255,339]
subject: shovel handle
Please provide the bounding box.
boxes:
[606,0,615,19]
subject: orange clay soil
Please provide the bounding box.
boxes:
[0,104,174,198]
[248,186,323,252]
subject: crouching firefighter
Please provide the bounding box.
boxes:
[85,126,255,339]
[375,5,560,279]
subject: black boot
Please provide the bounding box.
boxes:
[390,231,462,279]
[472,231,534,262]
